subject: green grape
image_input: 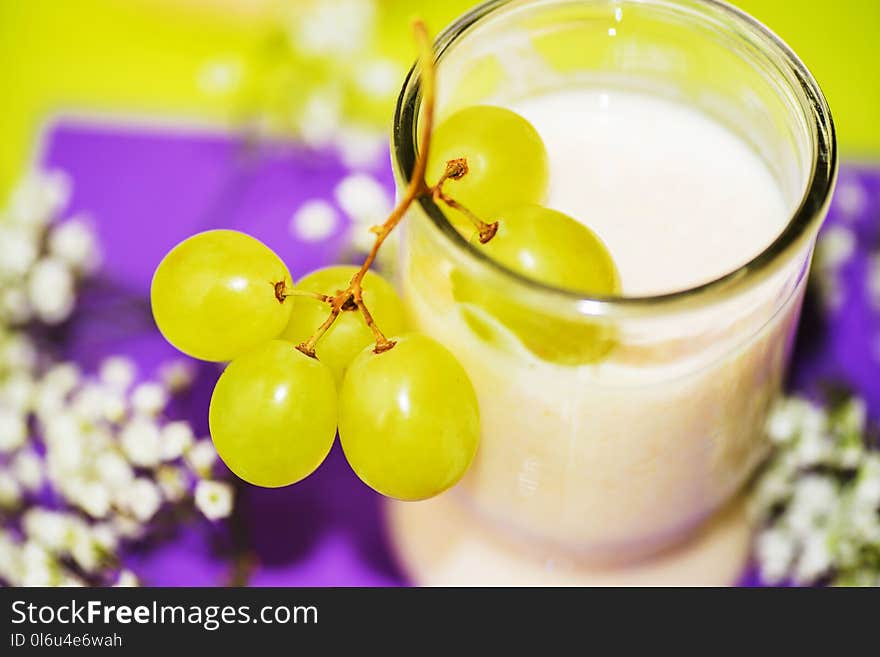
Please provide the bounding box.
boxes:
[280,266,407,383]
[151,230,293,362]
[426,106,549,230]
[338,333,480,501]
[209,340,337,488]
[452,204,621,365]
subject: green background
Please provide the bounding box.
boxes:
[1,0,877,196]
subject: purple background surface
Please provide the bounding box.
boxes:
[41,121,880,586]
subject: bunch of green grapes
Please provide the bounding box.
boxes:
[151,232,479,499]
[427,106,621,364]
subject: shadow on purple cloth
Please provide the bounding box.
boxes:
[40,120,880,586]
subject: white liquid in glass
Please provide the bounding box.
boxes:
[511,88,789,294]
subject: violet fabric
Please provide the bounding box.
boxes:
[41,122,880,586]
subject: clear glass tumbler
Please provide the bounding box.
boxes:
[391,0,836,570]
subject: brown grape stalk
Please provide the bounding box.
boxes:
[292,20,497,359]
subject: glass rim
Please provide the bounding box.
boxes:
[391,0,837,314]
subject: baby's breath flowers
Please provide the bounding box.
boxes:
[752,396,880,586]
[0,171,236,587]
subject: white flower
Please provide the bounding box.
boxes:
[299,90,343,148]
[48,216,100,273]
[160,421,194,461]
[0,225,39,277]
[115,478,162,522]
[66,478,111,518]
[22,509,72,552]
[1,333,37,371]
[156,465,189,502]
[11,449,44,492]
[293,0,375,56]
[28,256,75,324]
[335,125,385,170]
[114,569,139,587]
[69,523,102,573]
[793,531,832,584]
[110,515,144,540]
[157,360,195,392]
[786,475,838,535]
[2,287,32,324]
[836,397,867,436]
[0,371,35,411]
[867,252,880,310]
[290,200,339,242]
[0,405,27,452]
[354,58,399,99]
[130,382,168,416]
[185,440,218,477]
[197,57,243,96]
[756,528,794,584]
[815,225,856,271]
[765,402,797,444]
[120,416,162,468]
[8,170,71,226]
[99,355,137,392]
[853,454,880,509]
[334,173,391,226]
[90,523,118,552]
[0,472,22,508]
[41,363,81,398]
[194,480,234,520]
[95,452,134,491]
[20,541,55,586]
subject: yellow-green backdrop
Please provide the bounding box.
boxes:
[1,0,877,196]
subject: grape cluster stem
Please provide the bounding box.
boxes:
[295,20,498,360]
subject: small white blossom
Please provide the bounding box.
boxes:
[793,531,833,584]
[69,523,102,573]
[41,363,81,398]
[816,226,856,270]
[130,382,168,416]
[290,200,339,242]
[299,90,343,148]
[334,173,391,226]
[0,472,22,508]
[756,528,794,584]
[0,371,35,411]
[355,58,399,99]
[22,509,73,552]
[2,287,32,324]
[28,257,75,324]
[99,356,137,392]
[48,216,100,273]
[156,465,189,502]
[335,125,386,170]
[120,417,162,468]
[0,225,39,277]
[156,360,195,392]
[160,421,194,461]
[293,0,375,56]
[67,479,111,519]
[1,333,37,371]
[195,480,234,520]
[90,523,117,553]
[0,405,27,452]
[11,449,44,492]
[115,478,162,522]
[7,170,71,226]
[197,57,243,96]
[185,440,218,477]
[95,452,134,492]
[114,569,139,587]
